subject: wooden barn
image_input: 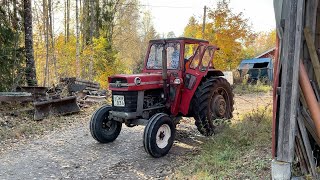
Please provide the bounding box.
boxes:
[272,0,320,178]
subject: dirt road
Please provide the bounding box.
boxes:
[0,93,271,180]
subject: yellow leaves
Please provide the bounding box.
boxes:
[184,0,255,71]
[33,33,125,89]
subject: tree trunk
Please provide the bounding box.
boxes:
[64,0,67,43]
[66,0,70,41]
[43,0,49,86]
[76,0,80,77]
[23,0,38,86]
[89,0,95,80]
[48,0,57,82]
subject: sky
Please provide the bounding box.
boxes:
[139,0,276,36]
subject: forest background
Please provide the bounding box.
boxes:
[0,0,275,91]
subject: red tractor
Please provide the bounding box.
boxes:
[90,37,234,157]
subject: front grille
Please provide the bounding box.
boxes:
[110,78,127,83]
[112,91,138,112]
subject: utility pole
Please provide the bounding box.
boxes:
[202,5,207,38]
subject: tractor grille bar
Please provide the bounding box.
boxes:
[112,91,138,112]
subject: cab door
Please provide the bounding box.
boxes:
[166,42,184,116]
[179,45,217,115]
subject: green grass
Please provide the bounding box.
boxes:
[174,107,272,179]
[233,82,272,95]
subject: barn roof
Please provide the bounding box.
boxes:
[240,58,272,64]
[255,47,276,58]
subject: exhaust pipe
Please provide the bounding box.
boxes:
[162,43,168,101]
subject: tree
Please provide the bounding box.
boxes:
[24,0,38,86]
[246,29,276,57]
[0,0,25,90]
[184,0,255,70]
[43,0,49,86]
[167,31,176,38]
[76,0,80,77]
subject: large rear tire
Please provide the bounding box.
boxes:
[90,105,122,143]
[192,77,234,136]
[143,113,176,158]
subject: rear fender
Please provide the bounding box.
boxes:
[179,69,224,115]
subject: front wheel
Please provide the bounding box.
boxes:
[143,113,176,158]
[90,105,122,143]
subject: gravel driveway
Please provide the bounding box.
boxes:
[0,93,271,180]
[0,113,203,180]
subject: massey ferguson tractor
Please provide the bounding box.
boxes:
[90,37,234,157]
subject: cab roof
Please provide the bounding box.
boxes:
[149,37,209,44]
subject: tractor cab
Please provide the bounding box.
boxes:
[90,37,234,158]
[142,37,222,115]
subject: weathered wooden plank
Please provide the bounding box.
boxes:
[301,107,320,145]
[297,110,318,177]
[304,27,320,87]
[299,87,308,108]
[0,92,33,102]
[294,138,308,174]
[310,81,320,101]
[277,0,303,162]
[297,127,310,174]
[303,0,318,81]
[305,0,318,38]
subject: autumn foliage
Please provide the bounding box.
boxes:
[184,0,271,71]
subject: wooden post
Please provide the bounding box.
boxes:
[276,0,303,163]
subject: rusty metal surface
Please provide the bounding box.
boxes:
[33,96,80,120]
[0,92,33,102]
[272,34,280,158]
[299,62,320,138]
[16,86,47,94]
[16,86,48,101]
[60,77,100,94]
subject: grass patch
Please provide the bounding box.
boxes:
[233,82,272,95]
[174,107,272,179]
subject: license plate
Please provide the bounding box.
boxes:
[113,95,125,107]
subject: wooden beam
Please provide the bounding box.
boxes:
[304,27,320,88]
[277,0,304,162]
[297,110,318,177]
[301,107,320,145]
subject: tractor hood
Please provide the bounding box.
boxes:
[108,73,163,91]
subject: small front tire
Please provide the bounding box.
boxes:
[143,113,176,158]
[90,105,122,143]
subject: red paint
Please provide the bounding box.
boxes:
[108,73,163,91]
[272,34,280,158]
[109,37,219,115]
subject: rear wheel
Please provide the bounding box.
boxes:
[90,105,122,143]
[143,113,176,158]
[192,77,234,136]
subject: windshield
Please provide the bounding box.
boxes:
[146,43,180,70]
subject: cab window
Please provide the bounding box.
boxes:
[199,48,214,71]
[146,43,180,70]
[189,45,205,69]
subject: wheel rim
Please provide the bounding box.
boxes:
[102,117,117,135]
[156,124,171,149]
[210,87,229,119]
